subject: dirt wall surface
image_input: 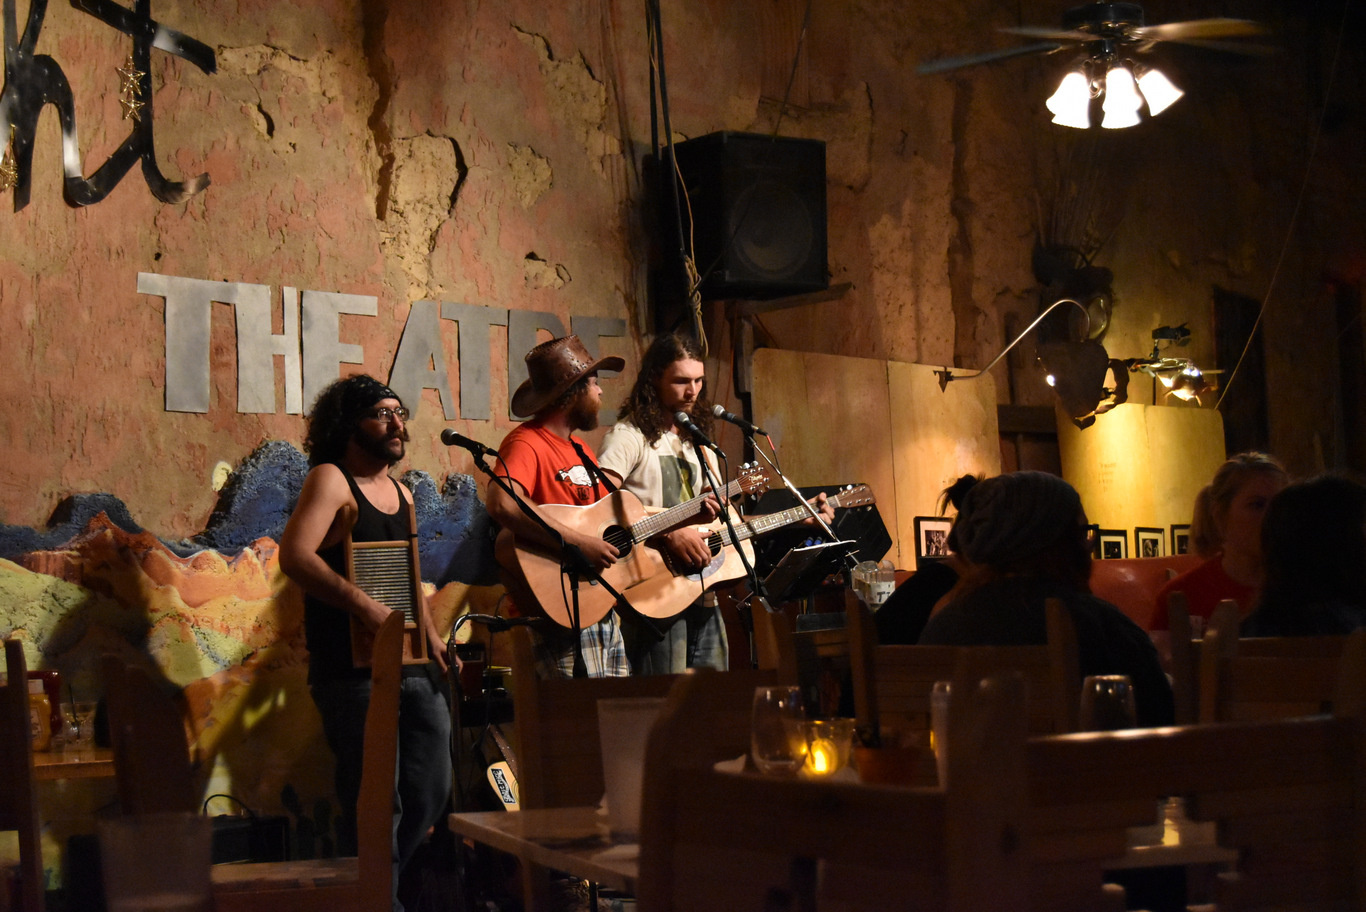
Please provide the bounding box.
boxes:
[1,0,1361,538]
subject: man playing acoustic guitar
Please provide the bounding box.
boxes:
[599,332,834,674]
[486,334,720,677]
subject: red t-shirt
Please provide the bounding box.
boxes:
[1149,555,1255,632]
[494,421,605,506]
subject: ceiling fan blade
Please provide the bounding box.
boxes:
[1161,37,1278,55]
[917,41,1062,75]
[1132,18,1267,42]
[999,25,1093,42]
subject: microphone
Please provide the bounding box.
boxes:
[674,411,726,460]
[711,404,767,436]
[441,428,498,458]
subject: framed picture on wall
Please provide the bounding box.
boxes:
[1097,529,1128,560]
[1087,524,1101,559]
[1170,524,1192,555]
[913,516,953,569]
[1135,527,1165,558]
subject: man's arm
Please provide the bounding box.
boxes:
[485,475,619,571]
[279,465,394,633]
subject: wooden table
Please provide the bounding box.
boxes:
[447,806,637,894]
[449,797,1235,900]
[33,747,115,781]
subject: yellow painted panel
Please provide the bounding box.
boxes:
[1059,402,1224,552]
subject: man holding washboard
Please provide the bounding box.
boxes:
[280,375,450,908]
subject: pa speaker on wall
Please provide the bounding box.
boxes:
[669,131,827,301]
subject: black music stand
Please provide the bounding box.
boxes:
[751,483,892,575]
[762,539,859,604]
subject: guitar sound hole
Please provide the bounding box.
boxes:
[603,526,632,557]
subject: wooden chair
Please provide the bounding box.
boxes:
[756,602,856,718]
[508,626,778,910]
[1025,628,1366,911]
[850,599,1080,758]
[1197,611,1352,724]
[105,612,404,911]
[636,667,1030,912]
[209,609,404,911]
[1,639,45,912]
[1166,591,1198,723]
[102,653,200,815]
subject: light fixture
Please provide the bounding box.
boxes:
[1046,70,1093,129]
[1048,59,1184,130]
[1101,64,1143,129]
[1135,66,1184,116]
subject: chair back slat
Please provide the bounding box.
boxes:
[1198,621,1352,723]
[1,640,45,912]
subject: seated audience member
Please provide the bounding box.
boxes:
[875,475,979,644]
[918,471,1174,728]
[1149,453,1288,648]
[1241,475,1366,636]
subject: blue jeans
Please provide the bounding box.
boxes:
[311,669,452,911]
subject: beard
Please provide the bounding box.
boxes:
[567,389,600,432]
[356,426,408,466]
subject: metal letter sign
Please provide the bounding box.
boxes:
[0,0,216,210]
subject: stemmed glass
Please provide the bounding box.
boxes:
[751,685,808,775]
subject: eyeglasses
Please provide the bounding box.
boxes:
[362,406,409,422]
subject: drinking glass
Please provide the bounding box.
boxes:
[72,701,98,749]
[1079,675,1137,731]
[751,686,807,775]
[930,680,952,785]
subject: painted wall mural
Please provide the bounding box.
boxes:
[1,441,498,882]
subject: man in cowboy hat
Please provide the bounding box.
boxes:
[485,334,647,676]
[279,374,451,909]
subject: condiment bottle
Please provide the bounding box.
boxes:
[27,678,52,751]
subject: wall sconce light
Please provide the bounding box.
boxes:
[935,298,1128,429]
[1047,59,1184,129]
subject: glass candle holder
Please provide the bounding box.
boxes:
[803,718,854,776]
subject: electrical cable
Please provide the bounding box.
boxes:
[1217,0,1349,408]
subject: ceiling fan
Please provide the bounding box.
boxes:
[918,3,1271,127]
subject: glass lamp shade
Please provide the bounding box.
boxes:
[1046,71,1092,129]
[1101,65,1142,129]
[1137,67,1184,116]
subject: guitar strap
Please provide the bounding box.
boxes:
[569,437,617,496]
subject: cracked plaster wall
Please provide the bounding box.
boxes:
[0,0,1363,543]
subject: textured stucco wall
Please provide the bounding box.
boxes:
[1,0,1362,537]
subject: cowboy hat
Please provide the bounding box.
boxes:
[510,335,625,418]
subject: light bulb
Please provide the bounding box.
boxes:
[1137,67,1184,116]
[1046,71,1092,129]
[1101,65,1142,129]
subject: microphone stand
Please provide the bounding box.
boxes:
[689,438,769,669]
[467,450,633,678]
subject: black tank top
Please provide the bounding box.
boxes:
[304,465,413,681]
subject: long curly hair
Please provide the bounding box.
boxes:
[303,375,399,467]
[617,333,713,444]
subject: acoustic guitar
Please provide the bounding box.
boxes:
[625,484,876,619]
[495,465,770,629]
[499,476,876,628]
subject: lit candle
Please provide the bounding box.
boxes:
[807,737,839,775]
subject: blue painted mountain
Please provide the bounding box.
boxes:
[0,441,498,587]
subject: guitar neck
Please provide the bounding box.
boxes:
[628,477,747,541]
[709,490,862,549]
